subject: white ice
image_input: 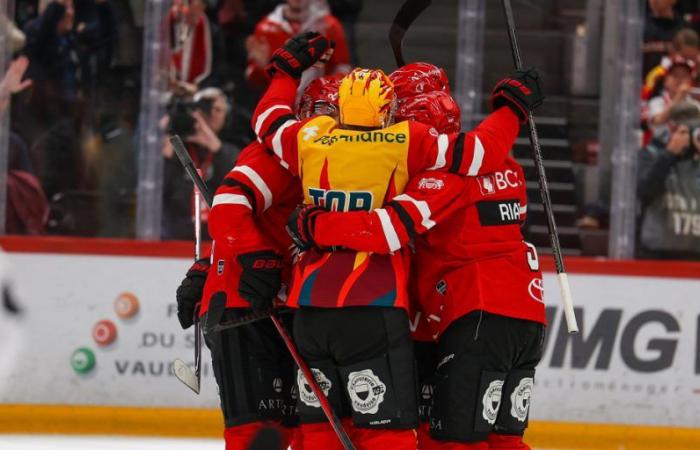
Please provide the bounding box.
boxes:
[0,434,223,450]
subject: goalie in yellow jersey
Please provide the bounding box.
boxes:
[248,32,543,449]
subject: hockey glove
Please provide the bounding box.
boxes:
[286,205,327,251]
[237,250,283,311]
[176,258,210,329]
[491,68,544,123]
[266,31,334,79]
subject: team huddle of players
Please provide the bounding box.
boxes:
[176,32,546,450]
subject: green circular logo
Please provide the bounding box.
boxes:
[71,347,96,374]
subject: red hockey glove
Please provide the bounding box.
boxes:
[236,250,283,311]
[266,31,334,79]
[175,258,210,329]
[286,205,327,251]
[491,68,544,123]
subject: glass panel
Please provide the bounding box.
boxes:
[5,0,143,237]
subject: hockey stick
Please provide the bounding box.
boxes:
[170,135,356,449]
[211,307,294,332]
[173,157,205,394]
[500,0,578,334]
[389,0,432,67]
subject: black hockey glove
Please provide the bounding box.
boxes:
[286,205,327,252]
[266,31,334,79]
[175,258,210,329]
[237,250,283,311]
[491,68,544,123]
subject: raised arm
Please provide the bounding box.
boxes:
[409,68,543,177]
[250,32,333,174]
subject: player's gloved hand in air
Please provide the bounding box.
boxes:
[176,258,210,329]
[286,205,328,251]
[491,68,544,123]
[237,250,283,311]
[266,31,334,79]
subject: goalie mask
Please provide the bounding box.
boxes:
[395,90,461,134]
[298,74,342,119]
[390,62,450,100]
[338,68,396,128]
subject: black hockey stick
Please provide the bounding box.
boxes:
[172,140,206,394]
[170,135,356,449]
[500,0,578,333]
[389,0,432,67]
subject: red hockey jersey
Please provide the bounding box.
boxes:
[246,5,350,88]
[200,142,302,315]
[252,73,522,310]
[311,158,547,338]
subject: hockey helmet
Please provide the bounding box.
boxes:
[338,68,396,128]
[389,62,450,100]
[395,90,461,134]
[298,74,342,119]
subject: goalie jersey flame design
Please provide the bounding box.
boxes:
[292,116,413,308]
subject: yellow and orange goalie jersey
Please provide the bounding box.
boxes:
[252,73,522,309]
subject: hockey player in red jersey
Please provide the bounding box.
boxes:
[174,75,341,450]
[246,0,350,89]
[251,32,542,449]
[286,66,547,450]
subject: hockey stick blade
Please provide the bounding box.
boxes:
[173,358,200,394]
[389,0,432,67]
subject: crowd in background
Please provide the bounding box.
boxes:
[0,0,359,240]
[1,0,698,261]
[576,0,700,261]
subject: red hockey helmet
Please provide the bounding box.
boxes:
[389,62,450,100]
[395,90,461,134]
[298,74,343,119]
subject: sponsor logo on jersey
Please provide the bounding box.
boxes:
[302,125,319,141]
[421,383,434,400]
[436,279,448,295]
[476,199,525,226]
[478,170,522,196]
[528,278,545,303]
[313,131,407,146]
[217,259,225,275]
[347,369,387,414]
[273,377,283,393]
[482,379,504,425]
[418,177,445,190]
[509,377,533,422]
[479,175,496,195]
[297,368,332,408]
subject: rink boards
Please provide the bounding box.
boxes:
[0,237,699,447]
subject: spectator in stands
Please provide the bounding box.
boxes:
[638,101,700,260]
[643,27,700,99]
[0,57,32,116]
[23,0,80,119]
[644,0,685,77]
[161,87,240,240]
[647,55,700,138]
[167,0,225,95]
[74,0,118,98]
[0,56,48,235]
[245,0,350,91]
